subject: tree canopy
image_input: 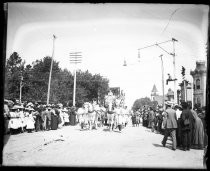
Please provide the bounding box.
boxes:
[4,52,109,107]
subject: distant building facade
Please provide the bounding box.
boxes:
[179,81,193,104]
[151,84,167,106]
[190,61,207,107]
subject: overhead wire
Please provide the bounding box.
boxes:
[160,8,180,36]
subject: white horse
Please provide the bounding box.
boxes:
[77,106,88,130]
[83,102,98,130]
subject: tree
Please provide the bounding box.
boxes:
[5,52,110,106]
[4,52,25,100]
[28,56,61,102]
[132,97,152,111]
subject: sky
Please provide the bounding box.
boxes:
[6,3,209,108]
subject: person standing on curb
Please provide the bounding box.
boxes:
[161,102,178,151]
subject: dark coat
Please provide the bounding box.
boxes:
[165,108,177,129]
[35,112,42,131]
[51,114,58,130]
[180,109,193,131]
[70,110,76,125]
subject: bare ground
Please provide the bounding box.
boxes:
[2,121,205,169]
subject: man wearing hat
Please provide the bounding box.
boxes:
[161,102,178,151]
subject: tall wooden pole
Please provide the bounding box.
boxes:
[19,75,23,103]
[172,38,177,104]
[47,35,56,105]
[73,68,77,106]
[160,54,165,110]
[70,52,82,107]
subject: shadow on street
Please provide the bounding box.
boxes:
[152,143,172,150]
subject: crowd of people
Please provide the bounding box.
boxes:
[4,100,78,135]
[132,102,207,151]
[4,98,207,152]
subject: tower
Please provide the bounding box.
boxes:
[151,84,158,101]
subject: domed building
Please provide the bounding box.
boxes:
[190,60,207,107]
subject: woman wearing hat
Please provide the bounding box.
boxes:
[190,107,205,149]
[25,108,35,133]
[18,105,26,133]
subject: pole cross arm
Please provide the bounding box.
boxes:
[167,78,177,82]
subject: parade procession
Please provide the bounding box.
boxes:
[2,2,208,169]
[4,89,132,135]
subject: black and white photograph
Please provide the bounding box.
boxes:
[2,2,209,169]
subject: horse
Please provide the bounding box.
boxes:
[76,106,87,130]
[83,102,98,130]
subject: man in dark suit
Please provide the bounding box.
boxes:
[161,102,178,151]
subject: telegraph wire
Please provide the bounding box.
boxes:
[160,8,180,36]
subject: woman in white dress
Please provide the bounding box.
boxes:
[26,108,35,133]
[63,108,70,126]
[19,106,26,133]
[8,106,22,134]
[58,109,65,128]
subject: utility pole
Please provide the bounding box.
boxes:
[19,74,23,104]
[70,52,82,106]
[47,35,56,105]
[159,54,165,110]
[138,38,178,104]
[172,38,178,104]
[191,77,194,109]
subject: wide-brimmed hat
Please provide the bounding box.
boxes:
[11,105,20,110]
[25,107,34,111]
[174,104,182,110]
[62,108,68,112]
[26,102,34,107]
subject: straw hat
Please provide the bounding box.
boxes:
[62,108,68,112]
[25,107,34,111]
[11,105,19,110]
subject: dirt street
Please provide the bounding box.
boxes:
[3,122,205,169]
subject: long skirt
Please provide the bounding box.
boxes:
[107,114,115,125]
[8,118,22,130]
[51,115,58,130]
[26,119,35,130]
[70,113,76,126]
[192,118,205,149]
[115,114,123,125]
